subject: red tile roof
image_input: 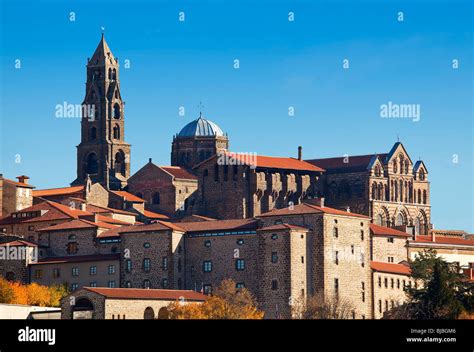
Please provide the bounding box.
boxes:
[412,236,474,246]
[194,152,324,172]
[142,210,170,220]
[119,221,186,234]
[83,287,207,301]
[259,223,309,231]
[177,218,258,233]
[33,186,84,197]
[370,223,412,237]
[38,219,97,232]
[258,203,369,219]
[32,254,120,265]
[96,215,131,225]
[0,201,92,225]
[3,178,35,188]
[96,226,131,238]
[0,240,37,247]
[307,154,388,173]
[110,191,145,202]
[161,166,198,180]
[86,204,137,217]
[371,261,411,275]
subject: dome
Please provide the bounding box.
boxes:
[178,116,224,137]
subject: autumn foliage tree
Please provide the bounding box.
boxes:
[0,278,68,307]
[167,279,264,319]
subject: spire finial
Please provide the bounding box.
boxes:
[197,101,204,118]
[397,134,400,143]
[101,26,105,38]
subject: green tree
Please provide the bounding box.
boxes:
[386,249,474,319]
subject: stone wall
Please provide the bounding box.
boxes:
[371,236,408,263]
[373,271,413,319]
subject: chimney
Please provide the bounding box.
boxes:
[298,146,302,161]
[16,175,30,184]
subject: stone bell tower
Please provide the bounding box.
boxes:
[71,34,131,190]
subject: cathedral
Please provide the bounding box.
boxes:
[1,35,472,320]
[69,35,432,234]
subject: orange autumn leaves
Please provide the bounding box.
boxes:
[167,279,264,319]
[0,277,67,307]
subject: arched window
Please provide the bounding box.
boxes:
[90,127,97,140]
[423,190,427,204]
[371,182,376,200]
[114,151,126,176]
[394,181,398,201]
[158,307,169,319]
[375,214,383,226]
[377,183,383,200]
[113,125,120,140]
[419,169,425,181]
[393,160,397,173]
[67,234,78,254]
[417,189,421,204]
[108,68,112,80]
[374,165,381,177]
[85,153,98,174]
[399,180,403,202]
[395,213,404,226]
[112,68,117,80]
[113,103,121,119]
[143,280,151,289]
[405,160,409,174]
[144,307,154,320]
[152,192,160,205]
[399,155,404,174]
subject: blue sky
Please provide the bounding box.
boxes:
[0,0,472,231]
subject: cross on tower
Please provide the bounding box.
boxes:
[197,101,205,117]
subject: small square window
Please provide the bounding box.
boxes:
[236,282,245,289]
[236,239,244,245]
[203,261,212,273]
[271,252,278,263]
[204,240,211,247]
[236,259,245,271]
[271,280,278,290]
[271,233,278,240]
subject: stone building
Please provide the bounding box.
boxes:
[30,254,120,291]
[371,261,413,319]
[194,151,324,219]
[127,160,198,217]
[0,239,38,283]
[71,35,131,190]
[171,114,229,170]
[408,231,474,267]
[307,142,431,235]
[0,175,34,218]
[258,202,373,319]
[61,287,206,319]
